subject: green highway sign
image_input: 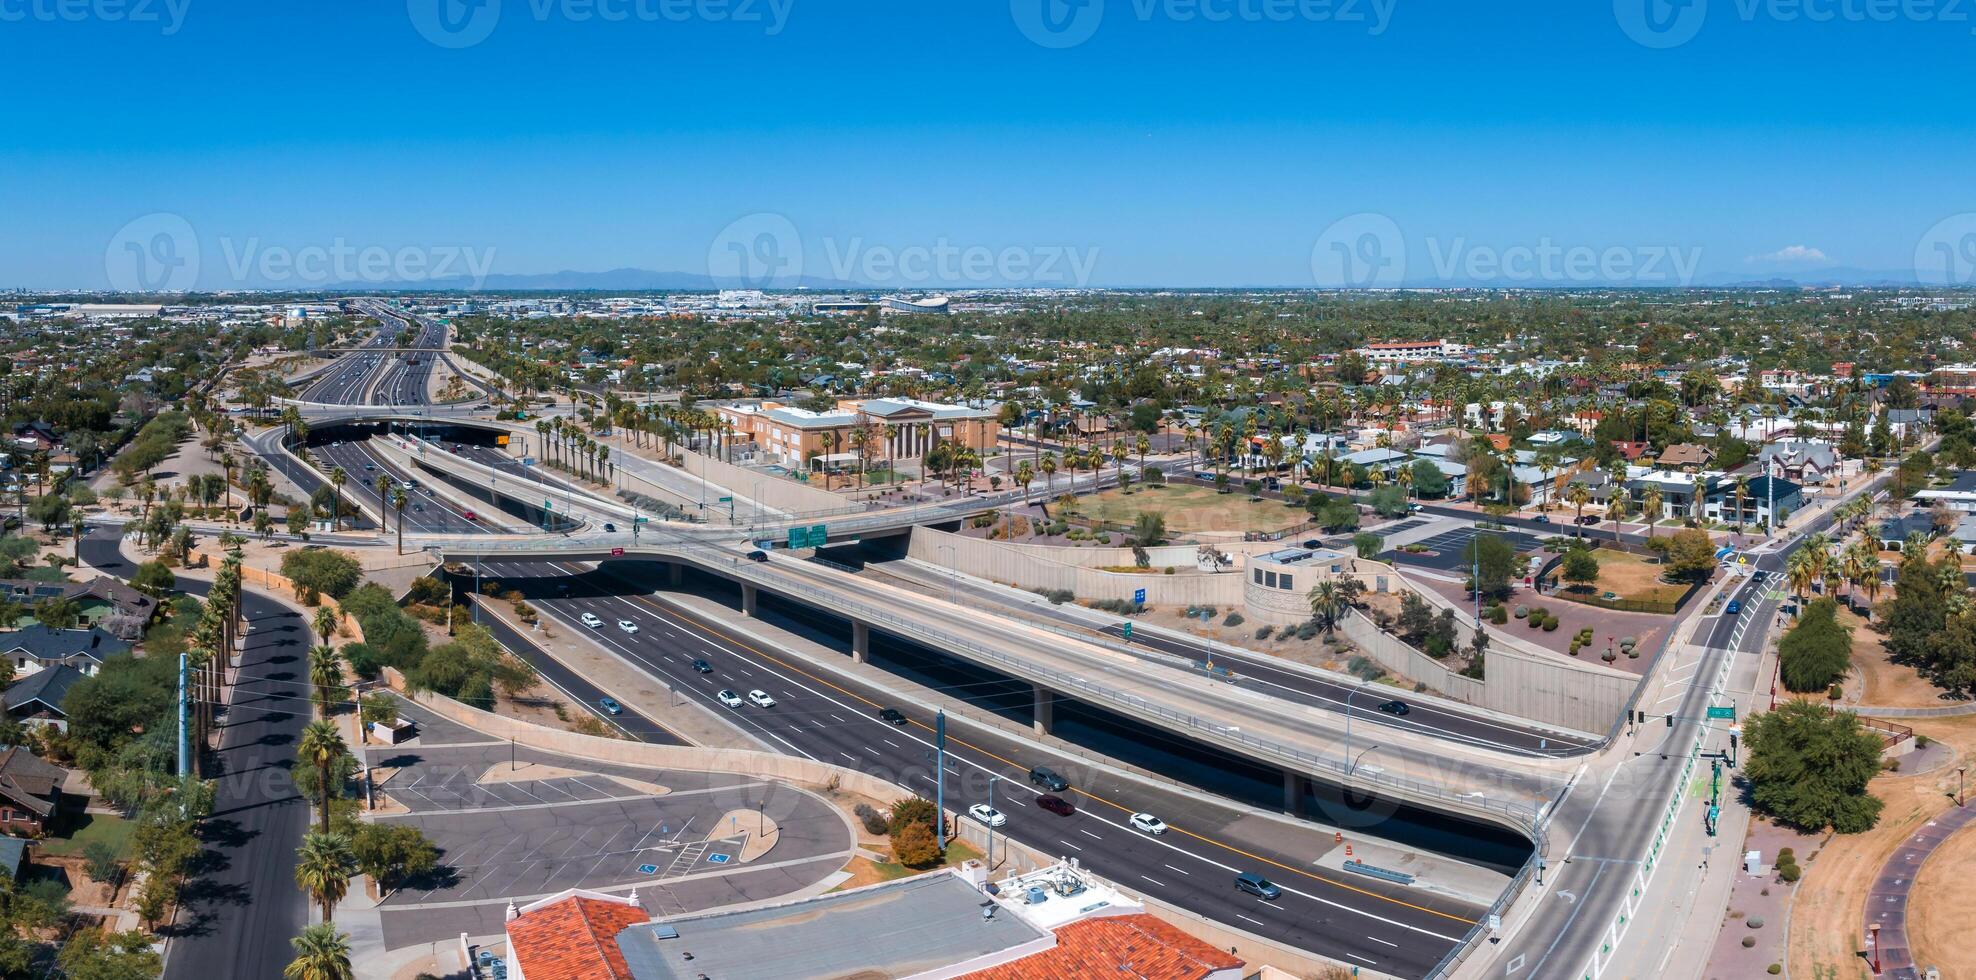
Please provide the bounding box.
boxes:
[1706,705,1736,720]
[718,496,733,503]
[786,524,831,549]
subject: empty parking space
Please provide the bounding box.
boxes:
[385,772,649,813]
[1384,525,1544,571]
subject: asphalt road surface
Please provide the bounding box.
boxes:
[466,558,1497,978]
[80,525,311,980]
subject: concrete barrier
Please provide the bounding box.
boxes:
[675,448,847,514]
[389,684,912,805]
[907,526,1246,607]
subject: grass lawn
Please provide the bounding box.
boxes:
[832,838,984,891]
[1567,550,1689,605]
[39,812,136,859]
[1065,484,1305,535]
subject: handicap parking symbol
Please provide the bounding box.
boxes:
[705,853,731,865]
[636,864,659,875]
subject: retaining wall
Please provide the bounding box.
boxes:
[186,547,367,644]
[675,448,848,515]
[907,526,1246,607]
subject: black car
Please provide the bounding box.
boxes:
[1301,539,1323,550]
[603,523,617,533]
[745,550,770,563]
[1378,700,1411,716]
[878,707,907,725]
[1575,515,1600,526]
[1532,515,1551,524]
[691,658,713,673]
[1028,766,1069,792]
[1037,794,1076,816]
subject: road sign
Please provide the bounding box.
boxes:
[1133,588,1146,604]
[496,434,510,446]
[1122,622,1133,639]
[636,864,659,875]
[718,496,733,503]
[1706,705,1736,720]
[521,457,536,466]
[787,528,807,550]
[811,524,828,546]
[610,547,625,557]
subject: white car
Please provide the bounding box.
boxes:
[1129,812,1167,835]
[968,803,1007,827]
[716,689,744,708]
[746,689,777,708]
[616,619,639,634]
[579,613,604,629]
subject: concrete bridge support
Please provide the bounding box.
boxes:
[1032,685,1054,737]
[741,583,758,618]
[852,621,870,664]
[667,563,682,587]
[1283,770,1307,818]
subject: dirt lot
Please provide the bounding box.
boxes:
[1843,607,1952,709]
[1064,484,1307,536]
[1787,713,1974,979]
[1583,550,1688,605]
[1909,804,1976,973]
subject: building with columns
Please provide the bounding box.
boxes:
[714,396,1001,471]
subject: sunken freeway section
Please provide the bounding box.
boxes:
[460,557,1511,978]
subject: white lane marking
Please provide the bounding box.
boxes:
[1059,839,1083,852]
[1347,953,1378,965]
[1164,864,1190,875]
[1139,875,1164,888]
[1079,829,1102,840]
[1367,936,1398,948]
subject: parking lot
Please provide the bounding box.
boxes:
[1383,524,1545,572]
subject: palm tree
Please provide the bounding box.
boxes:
[312,606,339,648]
[285,925,354,980]
[329,467,347,530]
[374,474,391,513]
[1015,460,1034,506]
[1640,487,1663,539]
[294,832,355,924]
[1308,580,1344,632]
[1039,452,1057,500]
[309,645,345,713]
[1785,548,1815,607]
[1608,492,1629,542]
[1733,477,1750,534]
[297,720,347,836]
[1567,483,1591,527]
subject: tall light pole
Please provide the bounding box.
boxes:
[1960,766,1967,808]
[934,710,948,853]
[1343,676,1369,776]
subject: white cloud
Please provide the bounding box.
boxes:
[1746,245,1830,265]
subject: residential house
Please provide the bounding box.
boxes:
[1875,511,1940,551]
[1623,470,1718,522]
[0,626,129,678]
[1656,443,1713,471]
[1757,441,1840,485]
[2,665,83,729]
[1916,471,1976,513]
[1706,476,1802,529]
[0,747,64,836]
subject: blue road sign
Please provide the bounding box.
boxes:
[1133,588,1146,604]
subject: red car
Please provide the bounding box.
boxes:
[1036,795,1076,817]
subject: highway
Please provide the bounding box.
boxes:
[311,438,486,535]
[78,526,312,980]
[463,556,1497,978]
[849,548,1601,757]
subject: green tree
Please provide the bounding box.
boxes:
[1351,532,1383,560]
[1461,532,1516,601]
[349,823,439,897]
[889,818,941,867]
[297,720,348,836]
[1367,484,1409,518]
[1664,527,1718,582]
[54,928,162,980]
[129,560,176,599]
[284,924,354,980]
[294,832,356,923]
[1560,548,1601,590]
[280,549,362,604]
[1744,699,1885,833]
[1777,598,1854,693]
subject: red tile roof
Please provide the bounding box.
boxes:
[960,914,1243,980]
[506,895,649,980]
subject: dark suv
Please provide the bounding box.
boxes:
[1028,766,1069,792]
[878,707,907,725]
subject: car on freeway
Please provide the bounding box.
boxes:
[463,510,478,520]
[616,619,639,634]
[1129,812,1167,835]
[691,658,713,673]
[967,804,1007,827]
[363,463,376,471]
[1378,700,1411,716]
[1036,795,1076,817]
[1234,872,1281,900]
[745,550,769,563]
[580,613,604,628]
[1028,766,1069,792]
[878,707,907,725]
[597,697,623,715]
[1725,600,1741,614]
[412,503,424,512]
[716,689,744,708]
[746,689,777,707]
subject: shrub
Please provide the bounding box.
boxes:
[1746,917,1764,929]
[1489,606,1509,624]
[1222,612,1245,627]
[1255,626,1274,640]
[1542,618,1559,632]
[852,803,890,836]
[889,820,940,867]
[1768,966,1782,975]
[1741,937,1756,948]
[1295,621,1319,641]
[1514,605,1529,619]
[888,797,936,836]
[1777,862,1801,883]
[1346,656,1386,682]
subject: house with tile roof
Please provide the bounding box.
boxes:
[503,887,650,980]
[2,665,84,729]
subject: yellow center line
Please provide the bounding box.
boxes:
[606,576,1478,927]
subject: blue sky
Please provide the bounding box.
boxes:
[4,0,1975,289]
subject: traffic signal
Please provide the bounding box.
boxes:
[1666,713,1675,728]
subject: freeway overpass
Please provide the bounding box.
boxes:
[413,526,1574,839]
